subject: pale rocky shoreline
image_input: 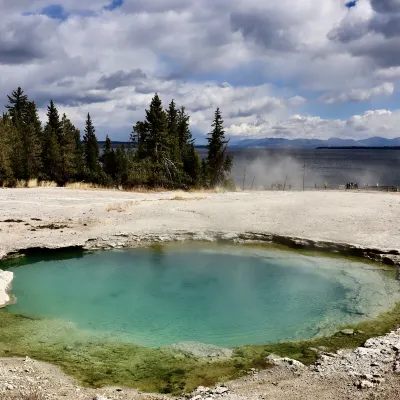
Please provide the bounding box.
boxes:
[0,188,399,399]
[0,270,13,308]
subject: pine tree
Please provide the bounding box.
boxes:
[184,143,202,187]
[166,100,180,164]
[115,145,128,185]
[42,100,62,182]
[23,101,42,179]
[176,106,202,186]
[59,114,80,184]
[73,128,85,180]
[206,108,232,187]
[0,115,15,185]
[131,121,149,159]
[83,113,100,177]
[132,94,174,186]
[5,89,42,180]
[102,135,116,178]
[177,107,192,159]
[5,87,29,124]
[146,94,169,163]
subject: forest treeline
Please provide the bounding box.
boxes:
[0,88,233,189]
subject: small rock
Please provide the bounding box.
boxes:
[393,342,400,351]
[5,384,14,390]
[214,386,229,394]
[220,232,238,241]
[93,396,109,400]
[195,386,211,394]
[340,329,354,335]
[358,380,375,389]
[362,374,373,380]
[371,362,380,367]
[191,396,203,400]
[266,354,305,369]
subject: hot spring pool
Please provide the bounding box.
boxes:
[5,244,400,348]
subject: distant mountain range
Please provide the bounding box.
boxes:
[99,137,400,150]
[231,136,400,149]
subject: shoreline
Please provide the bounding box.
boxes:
[0,188,399,399]
[0,270,13,308]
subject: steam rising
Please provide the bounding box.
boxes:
[229,149,400,189]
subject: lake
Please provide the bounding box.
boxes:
[197,148,400,189]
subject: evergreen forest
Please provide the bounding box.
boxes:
[0,89,232,190]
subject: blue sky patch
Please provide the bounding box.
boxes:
[345,1,357,9]
[104,0,124,11]
[40,4,68,20]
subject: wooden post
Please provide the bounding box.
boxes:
[251,176,256,191]
[242,165,247,191]
[283,173,288,191]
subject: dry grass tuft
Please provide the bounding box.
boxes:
[65,182,100,190]
[38,180,57,188]
[171,196,186,201]
[3,390,45,400]
[10,180,57,188]
[170,195,205,201]
[105,201,134,213]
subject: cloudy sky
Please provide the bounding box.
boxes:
[1,0,400,143]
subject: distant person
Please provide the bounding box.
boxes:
[324,182,328,190]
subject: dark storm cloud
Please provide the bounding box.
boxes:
[230,12,295,51]
[121,0,189,13]
[33,91,110,108]
[370,14,400,38]
[329,0,400,43]
[0,45,44,65]
[0,19,48,64]
[351,39,400,67]
[97,69,147,90]
[370,0,400,13]
[327,0,400,68]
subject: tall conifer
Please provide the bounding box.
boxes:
[206,108,232,187]
[83,113,100,176]
[42,100,62,181]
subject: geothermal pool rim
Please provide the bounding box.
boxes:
[1,230,399,310]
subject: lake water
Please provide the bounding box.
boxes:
[6,244,399,348]
[197,148,400,189]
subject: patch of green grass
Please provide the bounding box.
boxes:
[0,311,250,394]
[237,301,400,366]
[1,303,400,394]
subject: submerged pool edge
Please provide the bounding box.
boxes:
[1,300,400,394]
[2,230,399,268]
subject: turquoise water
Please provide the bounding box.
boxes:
[6,244,399,348]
